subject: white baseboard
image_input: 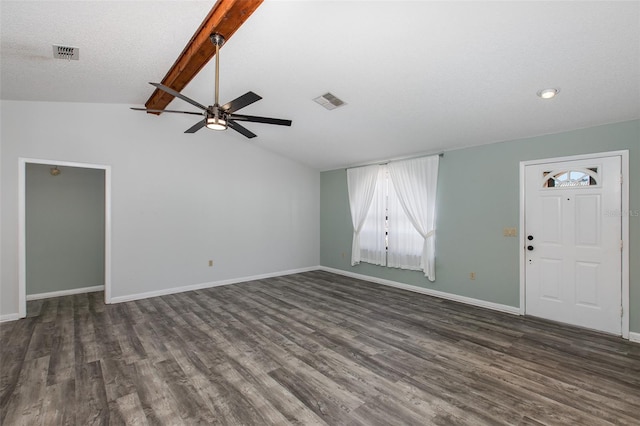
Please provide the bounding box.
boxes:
[318,266,521,315]
[5,267,639,342]
[26,285,105,301]
[109,266,319,304]
[0,313,22,323]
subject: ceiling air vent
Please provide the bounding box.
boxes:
[313,92,346,110]
[52,45,79,60]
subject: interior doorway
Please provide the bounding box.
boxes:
[519,151,630,338]
[18,158,112,318]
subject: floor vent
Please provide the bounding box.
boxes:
[52,45,79,60]
[313,92,346,110]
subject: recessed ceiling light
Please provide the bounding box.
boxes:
[537,88,560,99]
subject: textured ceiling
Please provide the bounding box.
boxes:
[1,1,639,170]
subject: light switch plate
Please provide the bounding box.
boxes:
[503,227,517,237]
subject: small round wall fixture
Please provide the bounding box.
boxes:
[537,88,560,99]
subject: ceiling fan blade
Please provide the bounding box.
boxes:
[149,82,209,111]
[227,120,257,139]
[228,114,292,126]
[131,107,204,116]
[221,91,262,114]
[185,119,206,134]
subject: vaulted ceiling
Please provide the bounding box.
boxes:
[1,1,638,170]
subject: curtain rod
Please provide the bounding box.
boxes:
[345,151,444,170]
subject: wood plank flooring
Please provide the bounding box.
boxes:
[1,270,639,425]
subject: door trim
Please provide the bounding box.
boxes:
[519,150,629,338]
[18,158,112,318]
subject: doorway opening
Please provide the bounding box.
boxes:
[18,158,112,317]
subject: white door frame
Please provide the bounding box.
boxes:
[519,150,629,338]
[18,157,112,318]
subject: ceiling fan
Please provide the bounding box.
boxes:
[132,33,291,139]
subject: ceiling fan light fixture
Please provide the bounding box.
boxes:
[206,116,227,130]
[537,88,560,99]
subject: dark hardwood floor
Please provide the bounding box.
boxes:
[1,270,639,425]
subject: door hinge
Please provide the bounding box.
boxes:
[620,174,623,185]
[621,306,624,317]
[620,240,623,251]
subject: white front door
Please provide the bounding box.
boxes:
[524,155,622,335]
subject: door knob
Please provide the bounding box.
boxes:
[527,245,534,251]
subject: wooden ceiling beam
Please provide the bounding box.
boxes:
[145,0,263,112]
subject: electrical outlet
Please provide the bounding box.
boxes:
[470,272,476,280]
[208,260,213,267]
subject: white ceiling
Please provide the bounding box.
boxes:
[2,1,639,170]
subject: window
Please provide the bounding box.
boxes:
[358,167,387,266]
[543,167,599,188]
[347,155,439,280]
[359,169,424,269]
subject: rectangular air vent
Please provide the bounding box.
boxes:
[52,45,79,60]
[313,92,346,110]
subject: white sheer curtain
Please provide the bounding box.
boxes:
[388,155,439,280]
[347,165,380,266]
[359,167,387,265]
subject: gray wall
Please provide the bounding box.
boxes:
[321,120,639,332]
[1,100,320,318]
[26,164,105,295]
